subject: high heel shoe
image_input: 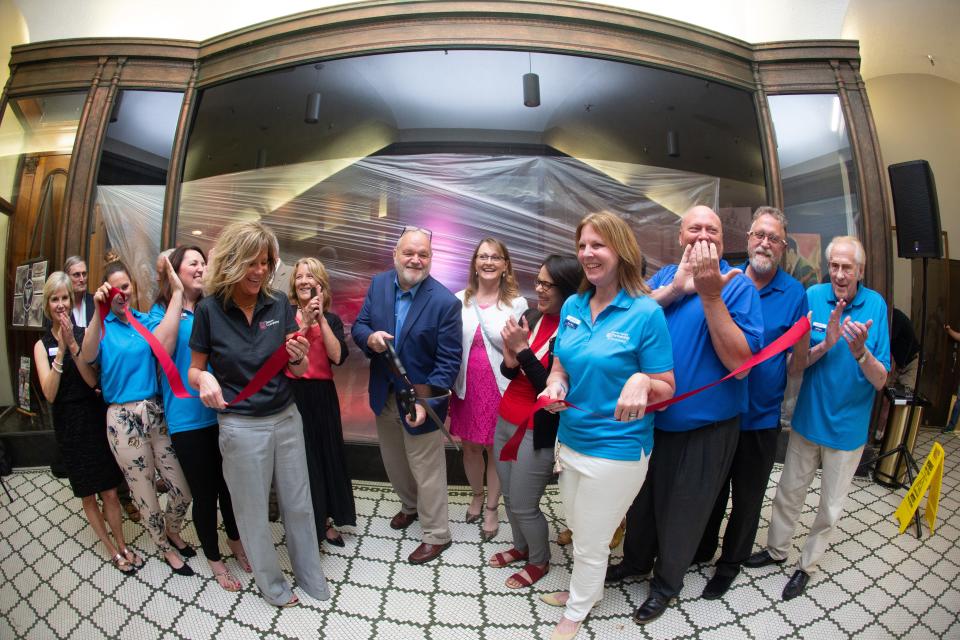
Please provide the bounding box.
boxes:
[466,491,483,523]
[325,525,345,548]
[167,535,197,558]
[481,505,499,542]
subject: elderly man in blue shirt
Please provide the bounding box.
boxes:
[607,205,764,624]
[745,235,890,601]
[695,207,809,600]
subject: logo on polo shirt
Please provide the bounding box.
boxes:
[259,319,280,330]
[606,330,630,344]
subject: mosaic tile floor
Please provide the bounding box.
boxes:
[1,429,958,639]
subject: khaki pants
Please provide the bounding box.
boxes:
[375,395,451,545]
[766,430,864,574]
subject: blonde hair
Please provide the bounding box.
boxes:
[463,237,520,307]
[42,272,72,320]
[575,211,651,297]
[288,257,332,311]
[205,220,279,304]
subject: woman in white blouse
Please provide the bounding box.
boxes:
[450,237,528,541]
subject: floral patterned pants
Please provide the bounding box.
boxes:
[106,399,191,554]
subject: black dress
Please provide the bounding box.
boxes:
[42,327,123,498]
[289,310,357,530]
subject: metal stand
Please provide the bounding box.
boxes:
[857,257,929,538]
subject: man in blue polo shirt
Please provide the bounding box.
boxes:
[695,207,809,600]
[608,205,763,624]
[746,235,889,601]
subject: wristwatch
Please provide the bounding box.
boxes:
[856,351,868,364]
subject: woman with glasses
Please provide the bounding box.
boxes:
[286,257,355,547]
[450,237,528,541]
[489,254,582,589]
[539,212,675,640]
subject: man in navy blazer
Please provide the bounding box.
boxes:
[352,227,462,564]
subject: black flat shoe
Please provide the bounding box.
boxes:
[632,593,673,624]
[167,536,197,558]
[743,549,785,568]
[165,557,195,577]
[605,562,649,583]
[702,571,737,600]
[782,569,809,601]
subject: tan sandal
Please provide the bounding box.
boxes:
[111,553,137,575]
[213,569,241,592]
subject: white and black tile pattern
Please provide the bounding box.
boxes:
[1,429,958,639]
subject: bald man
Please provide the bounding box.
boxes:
[607,206,763,624]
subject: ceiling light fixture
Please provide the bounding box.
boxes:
[667,130,680,158]
[304,63,323,124]
[523,52,540,108]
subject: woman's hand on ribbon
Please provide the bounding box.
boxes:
[93,282,113,306]
[286,334,309,363]
[615,372,650,422]
[197,370,227,410]
[538,381,568,413]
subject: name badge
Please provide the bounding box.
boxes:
[812,321,827,333]
[48,347,59,357]
[564,315,581,330]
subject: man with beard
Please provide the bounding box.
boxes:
[745,235,889,600]
[694,206,809,600]
[352,227,462,564]
[607,205,763,624]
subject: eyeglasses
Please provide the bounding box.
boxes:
[476,254,504,263]
[534,279,556,290]
[400,225,432,239]
[747,230,787,246]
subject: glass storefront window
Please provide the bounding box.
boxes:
[0,92,86,427]
[768,94,862,288]
[91,90,183,306]
[171,50,767,442]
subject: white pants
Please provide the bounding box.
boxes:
[766,430,864,574]
[558,444,648,622]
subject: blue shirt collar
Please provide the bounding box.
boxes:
[826,282,866,308]
[573,287,634,312]
[394,275,424,299]
[739,262,788,294]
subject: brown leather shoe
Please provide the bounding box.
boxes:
[390,511,419,530]
[408,541,451,564]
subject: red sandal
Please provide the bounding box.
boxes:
[488,547,529,568]
[506,562,549,589]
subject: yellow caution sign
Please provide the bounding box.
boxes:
[894,442,945,534]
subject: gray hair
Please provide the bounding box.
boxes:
[825,235,866,267]
[751,206,788,232]
[63,255,86,273]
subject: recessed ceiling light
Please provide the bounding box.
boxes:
[191,229,203,236]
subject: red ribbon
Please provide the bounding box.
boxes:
[499,315,811,462]
[97,288,300,405]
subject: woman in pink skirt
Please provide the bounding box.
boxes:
[450,237,528,540]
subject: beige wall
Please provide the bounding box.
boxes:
[866,73,960,313]
[0,0,29,407]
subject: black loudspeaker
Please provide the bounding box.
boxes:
[888,160,942,259]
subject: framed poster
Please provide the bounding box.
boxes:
[12,258,48,330]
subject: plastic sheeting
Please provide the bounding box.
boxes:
[97,153,719,441]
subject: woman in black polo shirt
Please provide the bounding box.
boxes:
[188,221,329,607]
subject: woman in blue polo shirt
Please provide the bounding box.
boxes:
[81,260,194,577]
[151,245,249,591]
[539,212,675,640]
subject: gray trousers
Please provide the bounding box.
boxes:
[375,395,451,545]
[492,416,555,565]
[218,403,330,605]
